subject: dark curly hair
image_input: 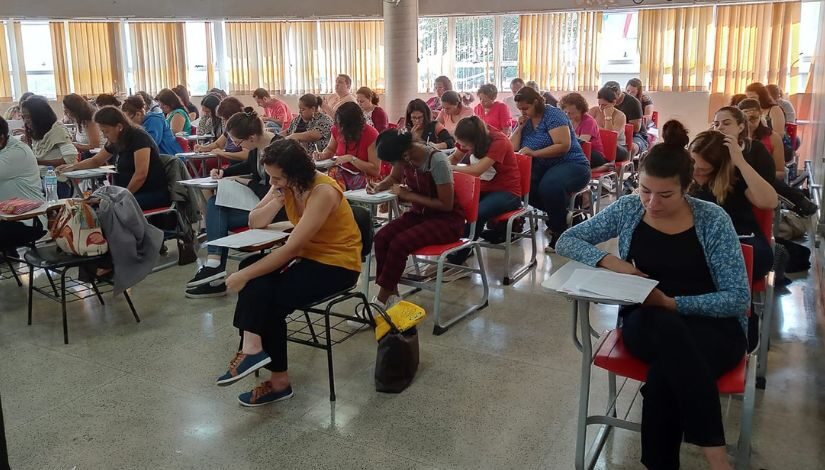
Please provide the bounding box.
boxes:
[335,101,366,145]
[558,92,589,115]
[376,129,414,163]
[260,139,317,194]
[95,93,122,108]
[216,97,244,122]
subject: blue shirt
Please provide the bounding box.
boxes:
[519,107,588,168]
[555,195,750,332]
[143,112,183,156]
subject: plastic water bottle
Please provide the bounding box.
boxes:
[44,166,58,204]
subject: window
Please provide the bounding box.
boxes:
[499,15,519,91]
[454,16,495,92]
[185,22,210,95]
[418,17,448,93]
[600,12,639,85]
[20,22,56,98]
[798,1,822,91]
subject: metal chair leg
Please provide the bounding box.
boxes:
[123,290,140,323]
[324,304,336,401]
[27,262,34,325]
[60,270,69,345]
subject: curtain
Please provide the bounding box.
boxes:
[518,12,602,91]
[49,22,71,97]
[205,22,216,91]
[129,22,187,94]
[283,22,320,94]
[638,7,713,91]
[224,21,291,95]
[66,22,121,96]
[0,23,12,100]
[317,21,384,93]
[711,2,801,95]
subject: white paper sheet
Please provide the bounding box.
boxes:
[559,269,658,303]
[315,159,335,169]
[343,188,396,203]
[206,229,289,249]
[215,179,260,211]
[63,168,117,178]
[179,177,218,187]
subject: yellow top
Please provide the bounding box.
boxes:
[284,173,362,272]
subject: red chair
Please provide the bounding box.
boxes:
[581,243,757,469]
[591,129,619,212]
[399,173,489,335]
[624,123,633,155]
[387,122,398,129]
[479,154,537,285]
[580,141,592,160]
[190,125,198,135]
[750,206,775,389]
[176,136,191,152]
[615,124,636,196]
[651,110,659,128]
[785,123,798,151]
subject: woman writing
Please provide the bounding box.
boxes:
[21,96,77,197]
[121,96,183,156]
[369,130,464,309]
[215,139,362,407]
[283,94,333,154]
[194,97,249,163]
[356,87,388,133]
[405,99,454,150]
[436,91,475,137]
[473,84,512,135]
[156,88,192,135]
[62,94,101,155]
[560,92,608,168]
[557,130,750,470]
[510,87,590,251]
[314,102,380,190]
[57,107,169,210]
[173,85,199,121]
[197,94,224,138]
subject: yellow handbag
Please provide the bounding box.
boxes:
[373,301,427,341]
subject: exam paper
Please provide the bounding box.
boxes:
[215,179,260,211]
[559,269,658,303]
[206,229,289,249]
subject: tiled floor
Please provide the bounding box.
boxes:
[1,235,823,469]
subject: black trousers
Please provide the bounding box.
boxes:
[233,254,360,372]
[0,220,44,251]
[1,394,9,470]
[620,306,747,470]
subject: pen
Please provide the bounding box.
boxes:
[280,258,300,273]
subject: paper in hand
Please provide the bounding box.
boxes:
[215,179,260,211]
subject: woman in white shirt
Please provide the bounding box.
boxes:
[63,93,102,156]
[20,96,77,198]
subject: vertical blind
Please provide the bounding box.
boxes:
[129,22,188,94]
[0,23,12,100]
[49,22,71,97]
[66,22,122,96]
[317,21,384,93]
[224,21,291,94]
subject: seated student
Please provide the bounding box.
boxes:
[447,116,522,263]
[427,75,453,113]
[524,81,558,108]
[0,117,46,252]
[504,78,525,120]
[156,88,192,135]
[510,86,590,250]
[556,135,750,470]
[604,81,648,155]
[252,88,292,132]
[738,99,785,179]
[589,87,630,162]
[283,94,333,154]
[321,74,356,116]
[186,109,283,298]
[766,84,796,124]
[560,92,608,168]
[197,94,223,137]
[95,93,122,108]
[688,120,777,280]
[57,107,169,210]
[3,105,21,121]
[473,84,512,135]
[194,97,249,162]
[216,139,362,407]
[370,130,465,309]
[436,91,475,137]
[20,96,77,198]
[62,94,101,155]
[626,78,654,128]
[745,82,785,137]
[405,99,454,150]
[711,106,817,217]
[121,95,183,156]
[138,91,162,114]
[729,94,747,107]
[173,85,199,121]
[356,87,388,132]
[314,102,380,190]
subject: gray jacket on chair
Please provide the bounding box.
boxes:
[93,185,163,295]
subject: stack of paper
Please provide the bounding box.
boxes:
[344,188,396,203]
[215,179,260,211]
[558,269,659,303]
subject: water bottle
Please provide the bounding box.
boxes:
[44,166,58,204]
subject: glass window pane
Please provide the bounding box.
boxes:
[454,16,494,91]
[499,15,519,90]
[20,22,56,98]
[185,22,209,96]
[418,17,448,93]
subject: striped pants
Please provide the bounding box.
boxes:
[374,211,464,292]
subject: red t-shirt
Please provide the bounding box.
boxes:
[332,124,379,170]
[460,130,521,196]
[474,101,511,132]
[263,99,292,129]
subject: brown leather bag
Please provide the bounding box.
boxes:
[372,303,419,393]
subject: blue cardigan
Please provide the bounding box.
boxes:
[555,195,750,331]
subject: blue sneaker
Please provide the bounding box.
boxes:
[238,383,294,407]
[216,351,272,386]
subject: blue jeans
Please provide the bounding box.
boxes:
[465,191,522,239]
[206,196,249,265]
[530,161,591,233]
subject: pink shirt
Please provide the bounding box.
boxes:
[436,106,475,136]
[474,101,511,132]
[263,99,292,129]
[575,113,604,155]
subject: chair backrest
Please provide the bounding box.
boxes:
[598,129,618,163]
[624,123,633,153]
[651,111,659,128]
[387,122,398,129]
[580,140,592,160]
[750,206,773,242]
[190,125,198,135]
[514,153,533,200]
[175,136,190,152]
[785,123,797,142]
[740,243,753,317]
[350,205,373,260]
[453,172,481,224]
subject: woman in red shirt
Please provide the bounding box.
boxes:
[356,86,388,132]
[315,102,380,190]
[474,84,512,135]
[448,116,522,263]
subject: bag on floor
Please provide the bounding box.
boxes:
[47,199,108,256]
[775,238,811,273]
[775,211,807,240]
[373,302,423,393]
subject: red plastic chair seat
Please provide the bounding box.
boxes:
[142,206,174,216]
[752,278,766,293]
[490,208,527,224]
[412,239,468,257]
[591,168,615,178]
[229,226,250,234]
[594,329,746,395]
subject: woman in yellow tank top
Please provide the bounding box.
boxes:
[217,139,362,407]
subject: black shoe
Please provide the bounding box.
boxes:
[791,198,818,217]
[544,232,561,254]
[446,248,473,265]
[187,265,226,288]
[480,228,508,244]
[185,281,227,299]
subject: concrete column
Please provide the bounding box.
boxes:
[383,0,419,123]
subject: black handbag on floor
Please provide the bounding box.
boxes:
[373,304,420,393]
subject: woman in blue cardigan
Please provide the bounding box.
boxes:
[556,129,750,470]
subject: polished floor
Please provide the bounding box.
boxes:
[1,234,823,469]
